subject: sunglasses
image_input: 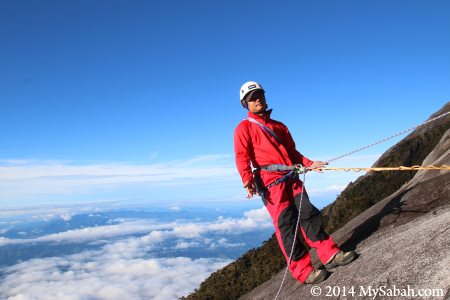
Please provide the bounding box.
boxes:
[246,90,265,102]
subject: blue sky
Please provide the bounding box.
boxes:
[1,0,449,207]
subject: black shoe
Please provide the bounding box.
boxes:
[325,251,356,270]
[304,269,328,284]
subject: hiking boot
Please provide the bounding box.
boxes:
[325,250,356,270]
[304,269,328,284]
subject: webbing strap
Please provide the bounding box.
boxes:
[256,171,296,197]
[265,170,296,190]
[260,164,297,172]
[246,117,282,144]
[255,164,303,196]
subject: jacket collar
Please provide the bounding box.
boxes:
[247,109,273,123]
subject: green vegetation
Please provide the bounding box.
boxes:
[182,235,285,300]
[183,104,450,300]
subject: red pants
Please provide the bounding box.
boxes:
[259,174,339,283]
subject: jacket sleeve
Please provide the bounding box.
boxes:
[282,125,314,167]
[234,123,254,185]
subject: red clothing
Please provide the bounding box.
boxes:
[234,110,339,283]
[234,110,314,186]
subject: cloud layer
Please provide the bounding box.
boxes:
[0,250,231,300]
[0,207,271,247]
[0,153,382,299]
[0,154,380,207]
[0,206,272,299]
[0,155,238,203]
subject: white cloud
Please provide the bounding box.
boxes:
[168,205,181,211]
[0,156,235,182]
[209,238,245,249]
[243,207,271,223]
[0,201,118,219]
[0,155,238,202]
[0,219,171,246]
[173,223,204,238]
[59,213,73,221]
[0,206,272,249]
[0,250,231,300]
[180,207,271,236]
[0,205,273,300]
[0,154,380,207]
[0,237,12,246]
[174,241,200,249]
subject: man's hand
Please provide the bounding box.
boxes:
[244,180,257,199]
[309,161,328,173]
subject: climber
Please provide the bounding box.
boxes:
[234,81,356,284]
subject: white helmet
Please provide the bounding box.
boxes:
[239,81,264,101]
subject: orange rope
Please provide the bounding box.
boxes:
[311,165,450,172]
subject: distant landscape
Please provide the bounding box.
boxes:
[0,201,273,299]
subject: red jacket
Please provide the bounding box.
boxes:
[234,110,314,186]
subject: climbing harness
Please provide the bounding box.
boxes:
[255,165,308,196]
[271,110,449,299]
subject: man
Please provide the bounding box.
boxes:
[234,81,356,284]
